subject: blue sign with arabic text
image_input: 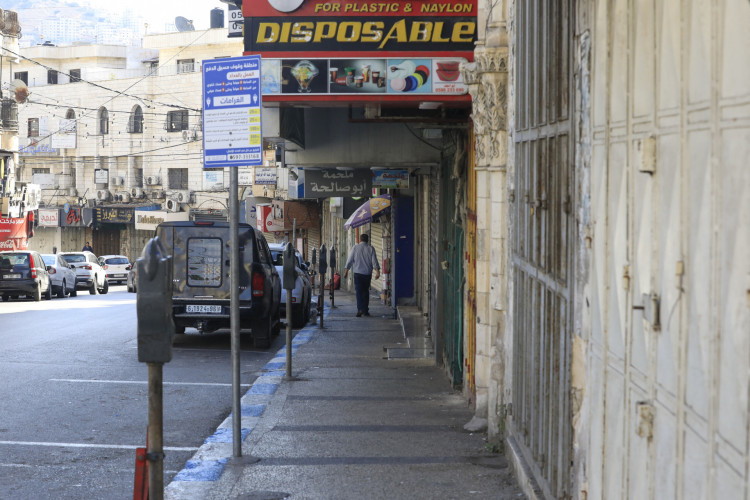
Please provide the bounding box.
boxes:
[202,55,263,168]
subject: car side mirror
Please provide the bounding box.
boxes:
[69,264,76,269]
[126,265,132,270]
[46,265,53,271]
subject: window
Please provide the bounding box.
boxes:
[31,168,50,175]
[65,109,75,119]
[187,238,222,287]
[134,167,144,187]
[47,70,58,84]
[128,105,143,133]
[28,118,39,137]
[69,69,81,83]
[98,107,109,135]
[168,168,188,189]
[177,59,195,74]
[14,71,28,85]
[166,110,188,132]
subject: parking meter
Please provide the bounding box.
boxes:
[319,244,327,276]
[137,237,174,363]
[329,246,336,270]
[282,243,296,290]
[311,248,317,269]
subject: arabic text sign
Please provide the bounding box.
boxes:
[304,169,372,199]
[373,169,409,189]
[202,55,263,168]
[38,209,60,227]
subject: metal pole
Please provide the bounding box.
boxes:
[229,167,241,458]
[286,219,296,378]
[147,362,164,500]
[318,279,324,328]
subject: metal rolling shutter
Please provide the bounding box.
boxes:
[368,222,383,292]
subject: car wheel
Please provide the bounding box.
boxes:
[58,280,67,298]
[69,286,77,297]
[89,279,98,294]
[1,295,9,302]
[252,314,272,348]
[174,325,186,335]
[34,284,42,302]
[45,281,53,300]
[99,279,109,295]
[127,282,132,293]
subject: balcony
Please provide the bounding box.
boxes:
[1,99,18,132]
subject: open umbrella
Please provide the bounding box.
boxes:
[344,194,391,229]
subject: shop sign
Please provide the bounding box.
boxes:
[372,169,410,188]
[239,168,254,185]
[95,207,134,224]
[254,167,277,185]
[18,143,57,155]
[203,170,225,191]
[243,0,477,54]
[303,168,371,198]
[0,217,28,250]
[256,203,286,232]
[38,209,60,227]
[260,57,467,96]
[94,169,109,184]
[134,210,190,231]
[50,119,77,149]
[60,207,94,227]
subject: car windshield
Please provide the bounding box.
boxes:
[0,253,30,268]
[41,255,56,266]
[105,257,129,265]
[61,254,85,263]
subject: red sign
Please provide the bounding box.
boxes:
[0,217,29,250]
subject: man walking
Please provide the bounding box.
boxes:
[343,233,380,317]
[82,241,93,252]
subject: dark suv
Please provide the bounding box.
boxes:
[155,221,282,348]
[0,250,53,301]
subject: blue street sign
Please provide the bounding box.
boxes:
[202,55,263,168]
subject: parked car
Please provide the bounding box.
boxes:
[268,243,312,328]
[155,221,282,348]
[59,251,109,295]
[98,255,132,285]
[0,250,53,301]
[41,253,77,298]
[126,264,137,293]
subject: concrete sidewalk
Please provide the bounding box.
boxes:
[165,291,524,500]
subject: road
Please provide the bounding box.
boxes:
[0,285,284,499]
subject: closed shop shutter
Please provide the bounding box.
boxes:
[429,168,441,342]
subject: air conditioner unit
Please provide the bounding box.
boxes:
[181,130,196,141]
[176,190,191,203]
[96,189,111,201]
[131,187,144,198]
[165,198,179,212]
[117,191,131,203]
[151,190,165,199]
[145,176,161,186]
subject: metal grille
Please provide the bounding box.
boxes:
[511,0,574,497]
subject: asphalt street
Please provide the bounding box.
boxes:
[0,285,286,499]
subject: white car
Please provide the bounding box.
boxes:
[59,251,109,295]
[98,255,132,285]
[41,254,77,298]
[268,243,312,328]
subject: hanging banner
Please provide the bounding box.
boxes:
[372,169,410,188]
[0,217,29,250]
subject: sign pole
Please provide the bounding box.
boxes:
[230,167,241,458]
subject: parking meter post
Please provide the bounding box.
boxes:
[318,244,327,328]
[329,246,336,307]
[282,243,296,379]
[311,248,317,290]
[229,167,241,459]
[136,236,173,500]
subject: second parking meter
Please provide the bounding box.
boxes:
[282,243,296,290]
[329,246,336,270]
[137,237,174,363]
[318,244,327,276]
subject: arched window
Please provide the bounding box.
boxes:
[129,105,143,134]
[98,107,109,135]
[65,109,75,119]
[63,109,77,135]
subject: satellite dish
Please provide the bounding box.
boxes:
[9,79,28,103]
[175,16,195,32]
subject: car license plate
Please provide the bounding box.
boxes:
[3,273,21,279]
[113,274,125,278]
[186,304,222,314]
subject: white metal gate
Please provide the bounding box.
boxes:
[511,0,575,497]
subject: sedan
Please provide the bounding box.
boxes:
[98,255,132,285]
[126,264,137,293]
[269,243,312,328]
[41,253,77,298]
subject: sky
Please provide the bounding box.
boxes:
[80,0,230,32]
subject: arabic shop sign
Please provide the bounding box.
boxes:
[95,207,134,224]
[134,210,190,231]
[303,168,371,198]
[60,207,94,227]
[38,209,60,227]
[254,167,277,185]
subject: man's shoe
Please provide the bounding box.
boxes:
[363,312,370,317]
[356,311,362,317]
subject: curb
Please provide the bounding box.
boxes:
[164,311,326,500]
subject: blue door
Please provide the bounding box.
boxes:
[393,196,414,303]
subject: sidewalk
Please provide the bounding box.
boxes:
[165,291,524,500]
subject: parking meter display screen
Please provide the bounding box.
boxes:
[187,238,223,287]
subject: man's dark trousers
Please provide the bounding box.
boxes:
[353,272,372,314]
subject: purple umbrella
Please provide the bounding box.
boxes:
[344,194,391,229]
